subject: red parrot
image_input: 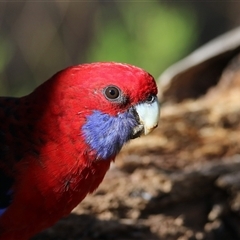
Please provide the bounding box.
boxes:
[0,62,160,239]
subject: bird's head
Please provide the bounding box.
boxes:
[32,62,160,160]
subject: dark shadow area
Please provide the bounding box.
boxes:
[32,213,160,240]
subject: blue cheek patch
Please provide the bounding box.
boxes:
[82,110,138,160]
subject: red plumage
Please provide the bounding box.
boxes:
[0,62,158,239]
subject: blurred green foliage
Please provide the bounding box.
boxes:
[0,2,197,96]
[0,35,14,93]
[88,2,197,78]
[0,36,13,73]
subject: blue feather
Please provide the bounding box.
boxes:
[82,110,138,160]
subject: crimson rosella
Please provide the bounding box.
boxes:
[0,62,160,239]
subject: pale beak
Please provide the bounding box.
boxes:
[133,96,160,136]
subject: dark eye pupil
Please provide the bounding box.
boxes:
[105,86,120,100]
[109,89,116,96]
[146,95,155,103]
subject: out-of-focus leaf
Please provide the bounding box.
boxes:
[87,2,197,78]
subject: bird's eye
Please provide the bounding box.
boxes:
[104,86,120,100]
[146,95,155,103]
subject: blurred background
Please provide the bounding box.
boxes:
[2,2,240,240]
[0,1,240,96]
